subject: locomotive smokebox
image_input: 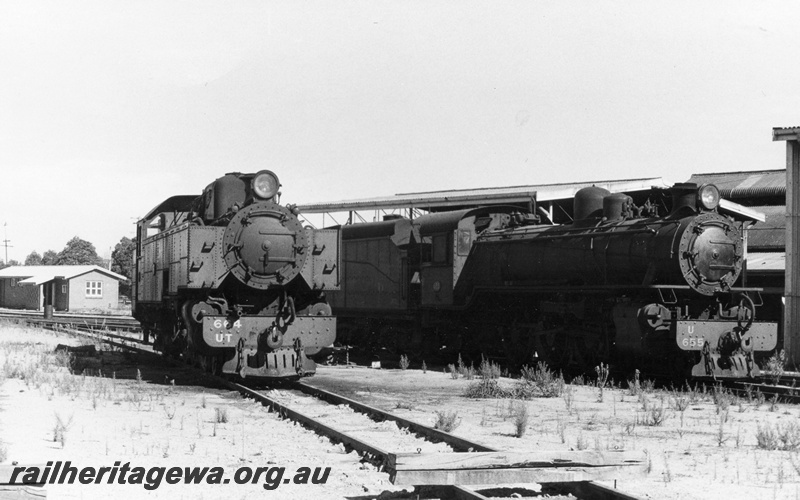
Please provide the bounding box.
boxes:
[573,186,611,220]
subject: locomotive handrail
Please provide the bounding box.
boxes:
[484,221,680,241]
[485,228,663,243]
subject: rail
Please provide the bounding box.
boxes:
[2,315,646,500]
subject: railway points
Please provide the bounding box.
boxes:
[0,314,648,499]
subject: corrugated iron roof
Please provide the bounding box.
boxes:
[687,170,786,199]
[0,265,127,284]
[298,177,668,213]
[747,205,785,250]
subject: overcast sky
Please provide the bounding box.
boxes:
[1,1,799,263]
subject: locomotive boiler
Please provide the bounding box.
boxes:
[133,171,340,380]
[458,184,743,295]
[331,183,778,380]
[455,183,778,379]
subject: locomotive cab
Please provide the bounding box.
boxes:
[416,207,525,307]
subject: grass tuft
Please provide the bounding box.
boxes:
[478,357,501,380]
[518,361,565,398]
[756,420,800,451]
[215,407,228,424]
[512,402,529,438]
[764,350,786,385]
[434,410,461,433]
[464,378,511,399]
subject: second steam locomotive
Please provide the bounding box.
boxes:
[331,182,778,380]
[133,171,340,380]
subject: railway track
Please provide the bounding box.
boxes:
[726,370,800,404]
[0,308,141,335]
[2,314,645,500]
[254,381,646,500]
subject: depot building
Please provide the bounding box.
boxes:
[0,265,127,313]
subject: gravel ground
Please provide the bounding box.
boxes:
[2,324,800,499]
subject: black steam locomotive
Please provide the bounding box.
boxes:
[331,183,778,380]
[133,171,340,380]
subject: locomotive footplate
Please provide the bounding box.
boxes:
[675,321,778,379]
[202,316,336,379]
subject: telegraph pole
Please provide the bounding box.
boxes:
[2,223,10,265]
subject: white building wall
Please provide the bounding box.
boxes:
[67,271,121,311]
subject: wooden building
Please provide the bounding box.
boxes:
[0,265,127,313]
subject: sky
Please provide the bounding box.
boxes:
[1,1,799,263]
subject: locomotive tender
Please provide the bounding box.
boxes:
[133,171,340,380]
[331,183,778,380]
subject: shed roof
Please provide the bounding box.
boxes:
[297,177,668,213]
[0,265,127,285]
[687,170,786,200]
[746,205,785,250]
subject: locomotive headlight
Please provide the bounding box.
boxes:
[252,170,280,199]
[698,184,720,210]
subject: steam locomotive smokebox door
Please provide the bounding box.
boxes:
[223,203,308,289]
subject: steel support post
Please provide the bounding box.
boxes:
[774,128,800,367]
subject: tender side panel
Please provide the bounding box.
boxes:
[168,226,188,294]
[154,233,166,298]
[330,236,407,311]
[138,223,203,301]
[138,233,162,302]
[137,236,153,302]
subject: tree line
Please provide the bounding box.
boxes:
[0,236,135,297]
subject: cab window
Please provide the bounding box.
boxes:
[457,229,471,256]
[432,234,448,264]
